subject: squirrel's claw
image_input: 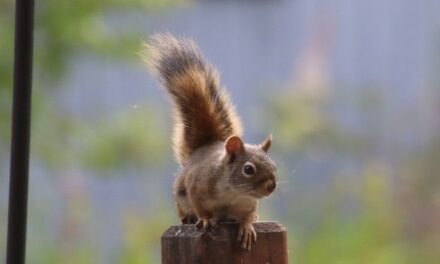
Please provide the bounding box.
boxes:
[238,224,257,251]
[195,218,210,230]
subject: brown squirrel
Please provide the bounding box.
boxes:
[142,34,277,250]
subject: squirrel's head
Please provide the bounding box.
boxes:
[225,135,277,198]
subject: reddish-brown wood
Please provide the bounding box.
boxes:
[161,221,288,264]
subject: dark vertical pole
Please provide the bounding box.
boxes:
[6,0,35,263]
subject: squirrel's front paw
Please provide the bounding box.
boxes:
[237,223,257,251]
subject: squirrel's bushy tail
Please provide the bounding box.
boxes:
[142,34,242,165]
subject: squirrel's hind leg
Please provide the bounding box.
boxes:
[189,193,214,230]
[181,214,198,224]
[174,182,197,224]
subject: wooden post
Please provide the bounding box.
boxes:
[161,221,288,264]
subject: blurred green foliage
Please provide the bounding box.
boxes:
[118,207,174,263]
[30,96,168,170]
[269,85,440,263]
[0,0,179,263]
[0,0,182,166]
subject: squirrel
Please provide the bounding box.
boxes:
[142,34,277,251]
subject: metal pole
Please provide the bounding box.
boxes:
[6,0,35,263]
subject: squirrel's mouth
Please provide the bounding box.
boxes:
[251,179,276,198]
[250,192,264,199]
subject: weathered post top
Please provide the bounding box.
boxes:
[161,221,288,264]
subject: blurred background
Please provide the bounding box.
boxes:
[1,0,440,263]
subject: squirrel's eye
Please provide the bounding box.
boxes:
[242,162,256,177]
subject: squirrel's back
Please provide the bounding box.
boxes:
[142,34,242,165]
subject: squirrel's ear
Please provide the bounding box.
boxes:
[225,136,244,160]
[260,134,272,153]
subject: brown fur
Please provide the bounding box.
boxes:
[142,34,242,166]
[142,34,276,250]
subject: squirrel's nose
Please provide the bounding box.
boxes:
[266,180,276,193]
